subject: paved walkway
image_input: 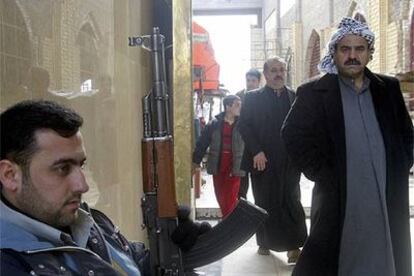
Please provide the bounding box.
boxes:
[196,172,314,218]
[195,171,414,275]
[196,171,414,215]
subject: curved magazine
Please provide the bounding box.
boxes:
[183,198,268,270]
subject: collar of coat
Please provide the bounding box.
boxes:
[257,85,295,104]
[312,67,385,92]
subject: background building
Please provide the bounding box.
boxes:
[258,0,413,93]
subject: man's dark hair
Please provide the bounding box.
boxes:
[223,95,240,111]
[245,68,261,81]
[1,100,83,167]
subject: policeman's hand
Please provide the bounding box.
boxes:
[171,205,212,252]
[253,151,267,171]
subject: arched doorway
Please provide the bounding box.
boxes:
[78,23,99,93]
[305,30,321,79]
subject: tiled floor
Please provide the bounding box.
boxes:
[195,171,414,275]
[194,172,304,275]
[195,234,297,275]
[196,172,313,210]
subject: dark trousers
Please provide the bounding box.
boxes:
[251,170,306,251]
[238,173,249,199]
[251,172,272,248]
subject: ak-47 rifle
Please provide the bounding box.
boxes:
[131,27,268,276]
[136,27,183,276]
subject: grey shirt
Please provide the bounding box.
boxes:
[338,76,395,276]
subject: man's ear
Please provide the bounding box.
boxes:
[0,160,22,192]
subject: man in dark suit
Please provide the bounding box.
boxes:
[282,17,413,276]
[239,57,307,262]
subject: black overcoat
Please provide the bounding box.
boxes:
[282,69,413,276]
[239,86,307,251]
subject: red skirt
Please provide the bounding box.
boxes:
[213,151,240,217]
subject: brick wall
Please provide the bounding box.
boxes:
[386,21,398,74]
[368,0,381,72]
[250,27,265,70]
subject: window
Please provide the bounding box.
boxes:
[0,0,31,108]
[78,23,98,93]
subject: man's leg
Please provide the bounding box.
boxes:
[251,173,270,255]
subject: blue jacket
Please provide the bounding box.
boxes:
[0,200,149,275]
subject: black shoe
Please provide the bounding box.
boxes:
[257,247,270,255]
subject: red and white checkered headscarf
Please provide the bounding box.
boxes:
[318,17,375,74]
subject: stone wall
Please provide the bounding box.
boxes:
[259,0,413,87]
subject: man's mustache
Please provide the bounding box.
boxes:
[344,59,361,66]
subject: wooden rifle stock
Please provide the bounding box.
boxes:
[142,137,178,218]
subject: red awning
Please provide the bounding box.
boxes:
[192,21,220,91]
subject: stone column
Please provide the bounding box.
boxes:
[173,0,193,206]
[292,22,303,88]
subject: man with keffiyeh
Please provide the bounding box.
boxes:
[282,17,413,276]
